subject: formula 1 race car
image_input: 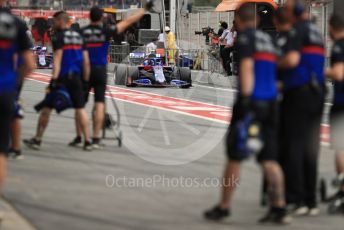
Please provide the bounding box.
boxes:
[32,46,53,69]
[115,53,192,88]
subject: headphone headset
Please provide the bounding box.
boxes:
[293,0,305,17]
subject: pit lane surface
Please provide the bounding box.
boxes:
[4,69,342,230]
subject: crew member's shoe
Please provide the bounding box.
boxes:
[204,206,230,221]
[328,191,344,214]
[83,141,93,151]
[68,136,83,147]
[226,71,233,76]
[23,138,41,150]
[7,149,24,160]
[308,207,320,216]
[291,205,309,216]
[92,138,103,149]
[327,190,344,202]
[259,207,292,225]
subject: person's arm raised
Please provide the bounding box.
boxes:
[116,9,145,34]
[116,0,155,34]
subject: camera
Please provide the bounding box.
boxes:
[194,27,215,36]
[195,27,215,44]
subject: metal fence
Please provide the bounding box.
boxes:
[177,11,235,50]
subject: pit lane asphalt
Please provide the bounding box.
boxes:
[3,69,343,230]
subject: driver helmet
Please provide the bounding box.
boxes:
[149,59,155,66]
[143,59,149,66]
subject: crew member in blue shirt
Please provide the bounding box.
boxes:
[278,0,325,216]
[24,11,93,151]
[69,4,152,149]
[0,0,34,194]
[325,13,344,212]
[204,3,290,224]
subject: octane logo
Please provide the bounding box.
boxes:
[111,45,231,165]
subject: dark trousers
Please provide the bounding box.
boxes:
[0,92,14,153]
[279,85,324,207]
[220,46,233,75]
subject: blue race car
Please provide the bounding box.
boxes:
[32,46,53,69]
[115,53,192,88]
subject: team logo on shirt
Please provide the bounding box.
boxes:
[63,30,83,45]
[0,13,17,40]
[255,31,275,54]
[83,28,106,45]
[62,30,83,50]
[277,37,287,47]
[309,23,323,45]
[238,34,249,45]
[333,44,342,55]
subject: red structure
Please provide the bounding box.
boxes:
[216,0,278,11]
[11,9,90,18]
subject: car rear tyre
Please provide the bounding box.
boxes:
[127,67,139,86]
[179,67,192,85]
[115,64,128,85]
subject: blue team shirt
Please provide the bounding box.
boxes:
[276,31,293,83]
[236,28,277,100]
[52,29,84,77]
[330,39,344,105]
[82,24,117,66]
[0,8,31,92]
[283,20,325,90]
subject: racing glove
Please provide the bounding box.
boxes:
[144,0,155,12]
[49,79,58,91]
[236,96,251,118]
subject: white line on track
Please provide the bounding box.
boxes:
[105,96,230,125]
[28,73,331,145]
[192,84,237,92]
[29,73,231,125]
